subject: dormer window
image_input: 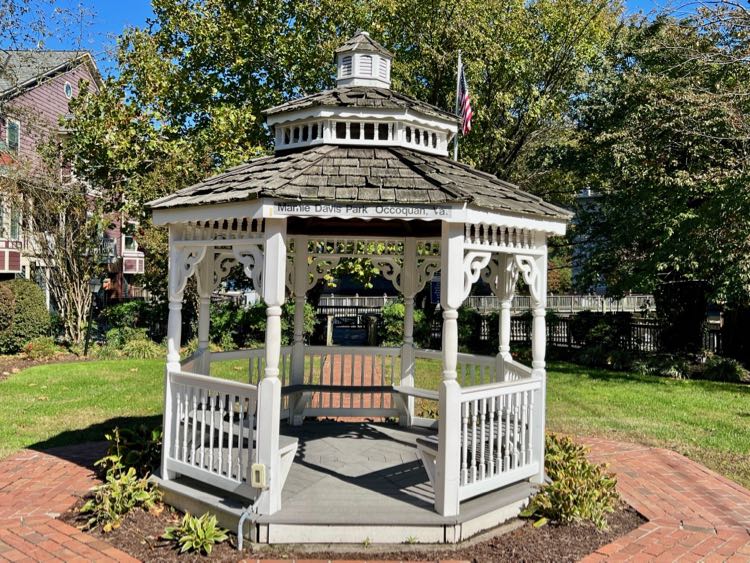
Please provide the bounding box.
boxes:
[341,56,352,77]
[360,55,373,76]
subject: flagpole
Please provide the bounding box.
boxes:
[453,50,461,161]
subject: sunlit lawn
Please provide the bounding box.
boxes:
[1,357,747,487]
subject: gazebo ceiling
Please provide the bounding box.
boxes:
[148,144,571,222]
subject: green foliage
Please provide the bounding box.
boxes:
[100,301,152,330]
[96,328,164,359]
[379,300,430,347]
[210,300,315,349]
[700,356,750,384]
[22,336,62,360]
[632,354,690,380]
[654,281,708,354]
[574,7,750,305]
[163,512,229,555]
[524,434,618,529]
[0,284,12,332]
[0,280,50,354]
[104,426,162,478]
[121,338,164,360]
[80,465,161,532]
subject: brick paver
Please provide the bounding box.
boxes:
[0,443,138,562]
[0,437,747,561]
[581,438,750,562]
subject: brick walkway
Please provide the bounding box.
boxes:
[0,443,137,562]
[582,438,750,562]
[0,439,748,562]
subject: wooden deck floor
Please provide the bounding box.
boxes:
[259,422,531,527]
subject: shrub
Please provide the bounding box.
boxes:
[163,512,229,555]
[100,301,150,330]
[700,355,750,383]
[379,300,428,347]
[80,466,161,532]
[22,336,62,360]
[103,426,162,478]
[524,434,619,529]
[0,279,50,354]
[0,284,13,332]
[122,338,163,359]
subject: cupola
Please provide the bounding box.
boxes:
[335,30,392,88]
[263,31,458,156]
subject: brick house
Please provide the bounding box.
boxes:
[0,50,145,304]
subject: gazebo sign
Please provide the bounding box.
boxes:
[268,201,455,220]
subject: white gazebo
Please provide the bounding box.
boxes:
[148,31,570,544]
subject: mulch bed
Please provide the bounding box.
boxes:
[0,353,85,380]
[60,497,644,562]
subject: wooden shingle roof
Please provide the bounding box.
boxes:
[334,31,393,58]
[263,86,457,123]
[148,145,572,221]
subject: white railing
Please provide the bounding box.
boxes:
[414,349,497,387]
[464,294,654,314]
[165,370,259,498]
[301,345,402,416]
[503,358,534,381]
[318,294,398,308]
[210,347,293,418]
[458,377,542,501]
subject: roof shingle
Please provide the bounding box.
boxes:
[148,145,572,221]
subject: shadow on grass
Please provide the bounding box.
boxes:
[28,414,162,468]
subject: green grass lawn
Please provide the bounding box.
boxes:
[1,358,748,488]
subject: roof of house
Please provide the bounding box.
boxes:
[0,50,100,98]
[334,30,393,58]
[263,86,458,123]
[147,144,572,221]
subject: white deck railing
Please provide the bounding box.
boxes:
[301,345,402,416]
[165,370,259,497]
[457,377,542,501]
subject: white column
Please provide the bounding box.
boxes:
[496,256,515,381]
[256,218,287,515]
[530,237,548,485]
[291,235,308,425]
[196,256,213,375]
[400,237,417,426]
[435,221,463,517]
[162,224,184,480]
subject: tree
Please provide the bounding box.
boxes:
[573,5,750,305]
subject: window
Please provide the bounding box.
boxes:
[360,55,373,76]
[311,123,319,140]
[6,119,19,155]
[405,127,411,143]
[378,123,389,140]
[302,125,309,142]
[335,122,347,139]
[293,127,300,143]
[123,222,138,252]
[10,204,20,240]
[432,132,437,148]
[341,55,352,77]
[414,128,421,145]
[350,122,361,139]
[283,128,290,144]
[423,130,428,145]
[364,123,375,140]
[64,81,73,99]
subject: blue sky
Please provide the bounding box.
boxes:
[46,0,665,76]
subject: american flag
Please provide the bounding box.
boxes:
[458,64,473,136]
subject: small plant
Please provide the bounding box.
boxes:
[103,426,162,478]
[522,433,618,530]
[362,536,372,548]
[121,338,163,359]
[163,512,229,555]
[404,535,418,544]
[700,355,749,383]
[80,466,161,532]
[22,336,62,359]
